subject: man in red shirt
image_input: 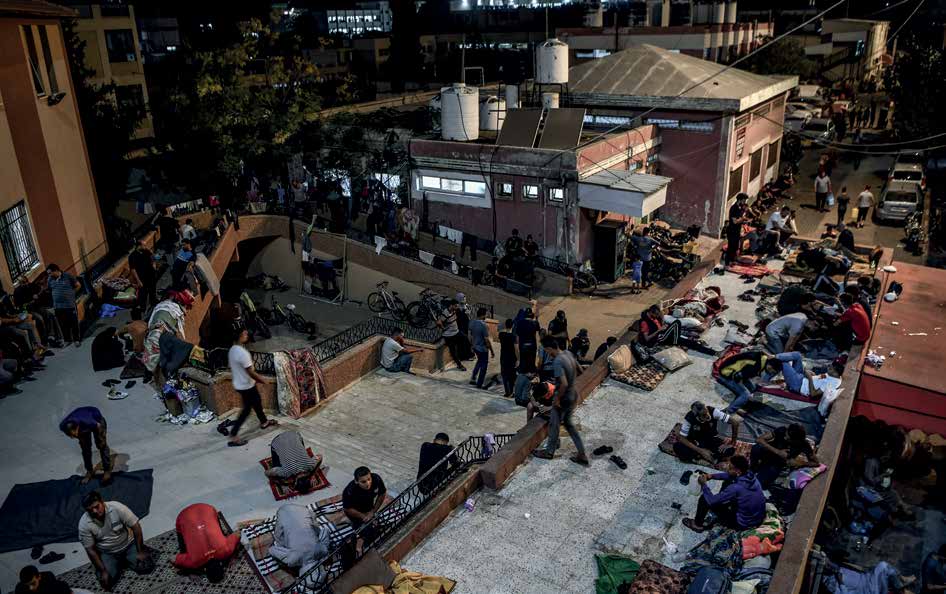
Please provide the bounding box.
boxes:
[833,293,870,350]
[174,503,240,582]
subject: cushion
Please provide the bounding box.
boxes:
[608,345,633,375]
[651,347,692,372]
[330,550,396,594]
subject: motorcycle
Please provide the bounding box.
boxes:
[903,211,924,256]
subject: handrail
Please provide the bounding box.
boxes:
[278,433,515,594]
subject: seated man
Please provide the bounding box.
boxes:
[764,206,796,253]
[682,455,766,533]
[835,222,856,254]
[568,329,591,362]
[527,379,556,422]
[750,423,820,487]
[796,242,851,277]
[593,336,617,361]
[269,504,331,583]
[265,431,323,489]
[15,565,71,594]
[417,433,458,494]
[764,312,809,354]
[777,285,818,317]
[860,453,912,518]
[921,544,946,594]
[822,559,916,594]
[832,293,871,351]
[342,467,387,555]
[635,305,717,360]
[78,491,152,590]
[174,503,240,582]
[380,329,420,374]
[674,401,740,464]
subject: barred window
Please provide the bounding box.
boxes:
[0,202,40,279]
[734,114,751,129]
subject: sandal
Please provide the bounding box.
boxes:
[532,450,554,459]
[228,439,248,447]
[570,455,590,466]
[609,455,627,470]
[592,445,613,456]
[682,518,706,533]
[261,420,279,429]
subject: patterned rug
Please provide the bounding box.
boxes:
[657,423,754,470]
[610,362,666,391]
[259,448,331,501]
[58,515,266,594]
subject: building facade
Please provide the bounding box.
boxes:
[801,18,891,83]
[0,0,108,288]
[326,1,393,35]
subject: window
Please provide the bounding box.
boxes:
[645,118,680,129]
[772,95,785,108]
[548,187,564,204]
[734,114,751,130]
[421,176,440,190]
[680,121,714,133]
[749,148,763,180]
[441,178,463,192]
[0,202,40,279]
[522,184,539,201]
[728,166,743,199]
[37,26,59,95]
[767,139,780,168]
[463,180,486,195]
[734,127,747,159]
[753,103,771,119]
[115,84,144,117]
[105,29,136,62]
[22,26,45,95]
[496,182,513,199]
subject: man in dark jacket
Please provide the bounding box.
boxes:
[683,455,765,533]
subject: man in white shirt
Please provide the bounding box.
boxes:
[764,206,795,253]
[814,170,832,212]
[180,218,198,241]
[381,329,420,373]
[78,490,150,589]
[856,185,874,228]
[227,328,277,446]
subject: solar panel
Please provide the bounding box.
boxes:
[538,108,586,150]
[496,109,542,147]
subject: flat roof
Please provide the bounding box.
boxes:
[0,0,75,18]
[862,262,946,395]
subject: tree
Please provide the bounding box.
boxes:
[740,37,818,81]
[61,19,143,251]
[151,15,321,199]
[883,37,946,141]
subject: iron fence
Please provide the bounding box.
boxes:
[280,433,516,594]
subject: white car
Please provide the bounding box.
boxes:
[786,102,819,119]
[888,161,926,192]
[784,111,810,132]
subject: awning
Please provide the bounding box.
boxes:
[578,171,671,218]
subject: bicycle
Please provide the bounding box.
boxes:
[406,288,446,329]
[239,291,272,340]
[367,281,408,320]
[270,296,318,338]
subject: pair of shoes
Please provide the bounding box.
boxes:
[31,545,43,559]
[592,445,613,456]
[228,439,248,447]
[609,455,627,469]
[103,379,120,388]
[570,455,590,467]
[107,389,129,400]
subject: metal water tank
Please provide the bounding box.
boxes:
[480,96,506,131]
[505,84,520,109]
[441,83,479,141]
[536,39,569,84]
[542,92,560,110]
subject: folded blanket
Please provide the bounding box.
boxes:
[741,503,784,560]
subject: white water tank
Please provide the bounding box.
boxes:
[505,84,520,109]
[441,83,479,141]
[536,39,569,84]
[714,0,725,24]
[542,92,560,110]
[480,96,505,131]
[725,0,737,24]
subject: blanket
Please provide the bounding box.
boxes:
[610,362,666,391]
[627,559,690,594]
[725,262,775,278]
[594,554,640,594]
[741,503,784,560]
[159,331,195,377]
[0,470,154,553]
[737,403,825,443]
[353,562,456,594]
[274,348,327,418]
[682,525,744,576]
[658,424,753,470]
[259,449,331,501]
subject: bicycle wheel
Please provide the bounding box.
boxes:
[391,296,409,321]
[367,292,385,313]
[574,271,598,295]
[406,301,429,328]
[289,314,309,334]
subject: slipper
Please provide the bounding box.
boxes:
[261,420,278,429]
[31,545,43,560]
[682,518,706,533]
[228,439,247,447]
[609,455,627,470]
[39,551,64,564]
[216,422,230,436]
[124,380,136,389]
[592,445,613,456]
[532,449,554,459]
[680,470,693,485]
[107,390,129,400]
[570,455,590,467]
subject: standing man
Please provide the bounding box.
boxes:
[60,406,112,485]
[532,336,589,466]
[78,491,151,590]
[814,168,832,212]
[498,319,518,398]
[380,329,420,374]
[155,207,180,259]
[631,227,658,289]
[835,186,850,227]
[342,467,387,555]
[469,307,493,389]
[227,329,278,447]
[725,193,749,265]
[547,310,569,351]
[515,307,540,374]
[128,239,157,312]
[856,185,874,228]
[436,301,466,372]
[45,264,81,346]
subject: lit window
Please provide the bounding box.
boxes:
[497,182,513,198]
[523,184,539,201]
[644,118,680,129]
[548,188,564,203]
[680,121,714,133]
[464,180,486,195]
[421,176,440,190]
[442,178,463,192]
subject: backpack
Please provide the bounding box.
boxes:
[687,567,731,594]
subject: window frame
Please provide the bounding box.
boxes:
[22,26,46,96]
[105,29,137,63]
[441,178,463,193]
[749,148,764,181]
[767,139,780,168]
[522,184,540,202]
[547,187,564,205]
[0,201,40,279]
[463,180,486,196]
[728,165,744,199]
[495,181,514,200]
[37,26,59,95]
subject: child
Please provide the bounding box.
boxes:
[629,254,643,294]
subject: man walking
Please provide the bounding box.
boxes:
[856,185,874,228]
[227,329,277,447]
[469,307,493,388]
[45,264,81,346]
[60,406,112,484]
[835,186,850,227]
[532,336,589,466]
[436,301,466,372]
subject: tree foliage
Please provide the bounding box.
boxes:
[883,38,946,141]
[740,37,818,81]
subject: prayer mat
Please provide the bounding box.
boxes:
[610,362,666,391]
[58,515,267,594]
[258,449,330,501]
[657,424,753,470]
[724,263,775,278]
[626,559,690,594]
[0,470,153,554]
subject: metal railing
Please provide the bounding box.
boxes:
[280,433,516,594]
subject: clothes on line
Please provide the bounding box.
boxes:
[438,225,463,243]
[418,251,435,265]
[374,236,387,255]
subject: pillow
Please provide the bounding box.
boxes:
[608,345,633,375]
[652,347,692,372]
[789,463,827,490]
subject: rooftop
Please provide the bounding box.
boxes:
[0,0,75,18]
[568,44,798,112]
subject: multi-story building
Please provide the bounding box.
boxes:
[325,1,393,35]
[0,0,108,288]
[68,2,153,138]
[800,18,891,83]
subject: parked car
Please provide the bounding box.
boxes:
[784,111,810,132]
[786,102,819,119]
[888,156,927,192]
[801,118,836,144]
[875,181,924,224]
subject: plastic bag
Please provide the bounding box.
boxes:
[826,192,835,207]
